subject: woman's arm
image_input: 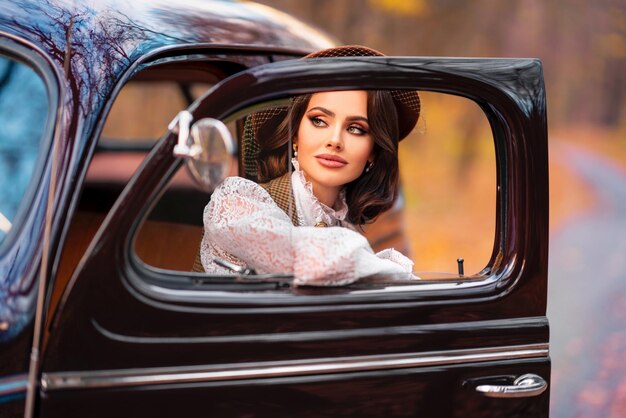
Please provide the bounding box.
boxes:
[203,177,414,286]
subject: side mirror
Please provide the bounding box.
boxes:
[170,111,236,191]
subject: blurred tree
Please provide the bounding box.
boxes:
[257,0,626,129]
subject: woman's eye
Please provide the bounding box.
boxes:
[309,116,326,127]
[347,125,367,135]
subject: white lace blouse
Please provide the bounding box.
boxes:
[200,162,415,286]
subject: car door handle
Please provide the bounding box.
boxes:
[475,374,548,398]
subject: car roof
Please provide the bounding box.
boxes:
[1,0,335,58]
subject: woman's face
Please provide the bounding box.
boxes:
[295,90,374,192]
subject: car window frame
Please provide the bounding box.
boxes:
[0,34,61,348]
[112,56,548,309]
[0,37,59,255]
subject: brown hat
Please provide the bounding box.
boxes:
[301,45,420,139]
[243,45,421,178]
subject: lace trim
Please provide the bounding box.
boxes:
[201,176,416,286]
[291,158,348,227]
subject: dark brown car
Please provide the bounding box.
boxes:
[0,0,550,417]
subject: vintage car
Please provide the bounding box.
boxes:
[0,0,550,417]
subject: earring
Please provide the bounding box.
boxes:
[293,142,298,157]
[365,161,374,173]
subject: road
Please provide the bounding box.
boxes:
[548,143,626,417]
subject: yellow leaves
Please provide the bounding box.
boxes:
[598,33,626,59]
[368,0,428,17]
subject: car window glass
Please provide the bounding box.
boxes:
[0,55,49,245]
[397,91,495,275]
[134,118,239,271]
[135,90,495,284]
[101,81,213,145]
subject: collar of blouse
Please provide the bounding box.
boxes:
[290,158,349,227]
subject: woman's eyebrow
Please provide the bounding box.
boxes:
[346,116,369,123]
[307,106,334,116]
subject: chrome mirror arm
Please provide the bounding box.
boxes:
[169,110,201,159]
[169,112,235,192]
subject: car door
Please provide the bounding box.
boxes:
[39,56,550,417]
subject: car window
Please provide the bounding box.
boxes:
[398,91,495,275]
[50,57,257,317]
[134,90,495,284]
[52,62,219,304]
[99,59,249,148]
[101,81,213,146]
[0,54,49,246]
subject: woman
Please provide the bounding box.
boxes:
[198,46,420,286]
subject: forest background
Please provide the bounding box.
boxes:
[257,0,626,274]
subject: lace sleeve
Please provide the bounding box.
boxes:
[203,177,414,286]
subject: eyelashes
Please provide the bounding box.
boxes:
[347,125,368,135]
[308,116,369,135]
[309,116,326,127]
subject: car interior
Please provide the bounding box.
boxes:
[49,58,246,316]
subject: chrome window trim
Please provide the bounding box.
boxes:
[139,272,497,301]
[42,343,548,391]
[124,268,507,313]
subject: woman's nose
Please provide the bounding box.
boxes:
[325,127,343,150]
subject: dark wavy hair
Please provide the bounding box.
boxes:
[256,91,400,225]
